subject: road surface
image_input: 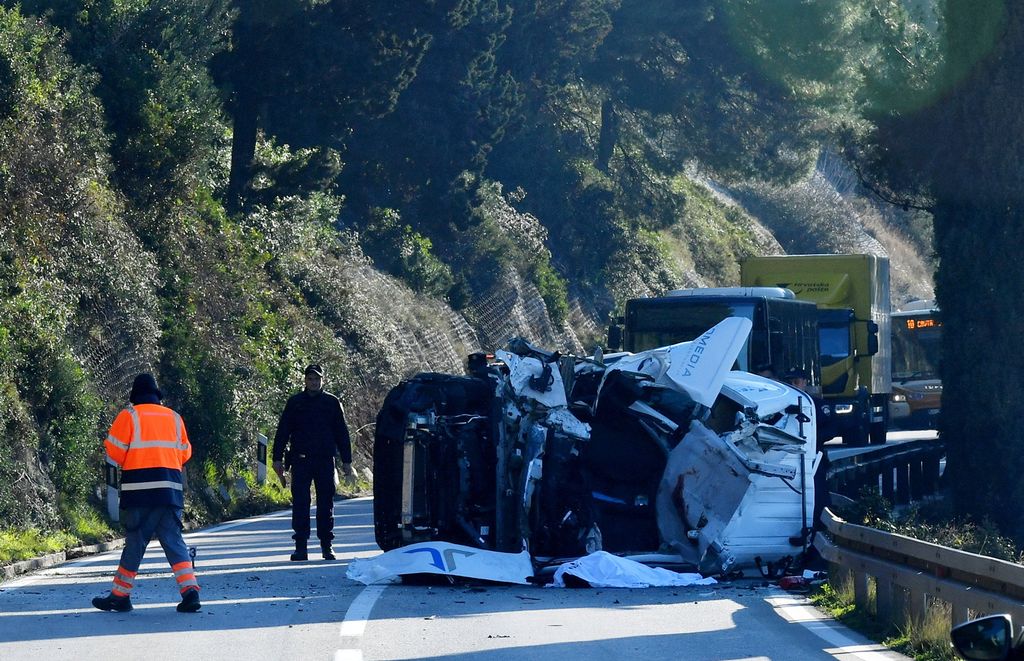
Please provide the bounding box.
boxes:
[0,498,909,661]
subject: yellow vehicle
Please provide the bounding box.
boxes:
[741,254,891,445]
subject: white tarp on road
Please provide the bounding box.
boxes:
[346,541,534,585]
[550,551,719,588]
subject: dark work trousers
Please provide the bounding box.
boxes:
[290,455,337,546]
[111,506,198,596]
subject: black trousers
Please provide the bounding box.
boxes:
[290,456,336,545]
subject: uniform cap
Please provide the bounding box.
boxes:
[304,364,324,377]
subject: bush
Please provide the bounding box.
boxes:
[362,207,454,298]
[0,528,78,564]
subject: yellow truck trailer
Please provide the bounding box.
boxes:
[741,254,891,445]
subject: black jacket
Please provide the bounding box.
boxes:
[272,390,352,464]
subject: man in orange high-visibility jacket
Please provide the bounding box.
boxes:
[92,373,202,614]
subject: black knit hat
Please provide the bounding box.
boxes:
[129,373,162,404]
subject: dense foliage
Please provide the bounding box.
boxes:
[0,0,962,548]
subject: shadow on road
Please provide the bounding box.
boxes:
[0,498,378,644]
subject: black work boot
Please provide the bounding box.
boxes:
[92,592,133,612]
[176,588,201,613]
[321,544,335,561]
[290,540,308,562]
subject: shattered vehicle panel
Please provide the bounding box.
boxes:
[373,318,818,576]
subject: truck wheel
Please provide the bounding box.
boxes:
[869,420,887,445]
[842,428,869,447]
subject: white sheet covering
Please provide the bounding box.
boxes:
[346,541,535,585]
[550,551,719,588]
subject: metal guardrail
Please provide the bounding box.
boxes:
[826,439,945,503]
[815,507,1024,636]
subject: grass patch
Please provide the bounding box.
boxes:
[63,506,115,545]
[811,561,958,660]
[1,505,117,567]
[224,471,294,519]
[0,528,79,564]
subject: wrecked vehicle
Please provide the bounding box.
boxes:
[372,317,820,576]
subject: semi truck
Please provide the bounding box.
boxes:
[741,254,891,445]
[890,300,941,430]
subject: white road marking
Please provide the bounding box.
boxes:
[768,595,903,660]
[336,584,387,661]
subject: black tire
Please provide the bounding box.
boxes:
[842,426,869,447]
[869,420,887,445]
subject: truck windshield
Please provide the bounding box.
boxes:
[626,300,758,369]
[817,308,853,366]
[892,313,941,380]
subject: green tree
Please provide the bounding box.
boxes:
[212,0,428,211]
[11,0,233,207]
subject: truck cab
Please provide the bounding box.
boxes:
[741,254,891,446]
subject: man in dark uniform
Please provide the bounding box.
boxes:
[273,364,354,561]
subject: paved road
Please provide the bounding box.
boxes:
[0,498,908,661]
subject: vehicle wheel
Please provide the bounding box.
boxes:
[869,420,887,445]
[842,427,869,447]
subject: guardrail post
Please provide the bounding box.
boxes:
[951,600,969,630]
[105,457,119,523]
[853,570,870,611]
[893,584,909,625]
[923,453,941,495]
[910,460,924,500]
[256,432,268,485]
[881,461,895,501]
[909,585,927,623]
[876,575,894,622]
[895,463,911,504]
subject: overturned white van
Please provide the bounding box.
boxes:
[372,318,820,577]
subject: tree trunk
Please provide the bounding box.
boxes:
[227,89,258,214]
[596,97,618,172]
[933,0,1024,539]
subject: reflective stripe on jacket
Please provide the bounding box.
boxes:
[105,404,191,508]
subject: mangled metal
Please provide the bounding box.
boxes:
[372,317,818,578]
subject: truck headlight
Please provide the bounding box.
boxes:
[834,404,854,415]
[891,393,907,403]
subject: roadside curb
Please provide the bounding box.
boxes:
[1,539,125,582]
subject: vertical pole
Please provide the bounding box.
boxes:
[853,570,870,611]
[923,453,941,495]
[881,461,895,501]
[896,462,911,505]
[256,432,268,485]
[951,601,970,630]
[910,460,924,500]
[876,575,894,623]
[105,457,120,523]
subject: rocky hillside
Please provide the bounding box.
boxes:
[0,1,937,540]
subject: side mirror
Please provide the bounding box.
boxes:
[606,324,623,352]
[951,614,1014,660]
[866,320,879,356]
